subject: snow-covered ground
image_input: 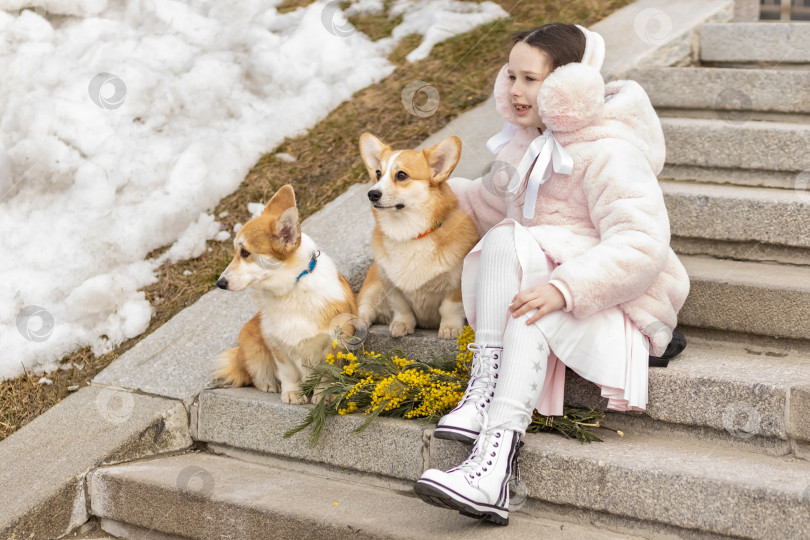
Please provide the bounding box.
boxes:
[0,0,507,381]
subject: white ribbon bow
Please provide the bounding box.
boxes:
[507,128,573,219]
[486,122,518,154]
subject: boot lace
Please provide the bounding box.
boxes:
[460,343,500,410]
[451,413,505,479]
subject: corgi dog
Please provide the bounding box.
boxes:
[214,184,358,404]
[356,133,479,339]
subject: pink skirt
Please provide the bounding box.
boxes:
[461,219,649,416]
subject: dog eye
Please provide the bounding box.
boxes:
[240,247,250,258]
[375,170,381,180]
[396,171,408,181]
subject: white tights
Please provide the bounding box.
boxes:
[474,226,549,435]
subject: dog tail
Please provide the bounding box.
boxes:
[214,347,252,387]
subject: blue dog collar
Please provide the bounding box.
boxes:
[295,251,320,282]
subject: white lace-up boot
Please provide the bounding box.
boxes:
[414,426,521,525]
[434,344,502,443]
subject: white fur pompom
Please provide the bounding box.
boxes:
[538,63,605,133]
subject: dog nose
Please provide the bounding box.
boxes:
[368,189,382,203]
[216,277,228,290]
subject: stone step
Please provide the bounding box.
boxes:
[630,67,810,115]
[661,180,810,250]
[87,451,646,540]
[356,327,810,454]
[660,164,804,190]
[196,344,810,474]
[679,254,810,340]
[357,256,810,346]
[191,398,810,539]
[661,116,810,173]
[700,22,810,64]
[670,235,810,267]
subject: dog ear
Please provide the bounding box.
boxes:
[359,133,387,177]
[424,136,461,183]
[273,206,301,248]
[263,184,296,217]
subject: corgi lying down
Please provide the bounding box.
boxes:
[214,184,357,404]
[356,133,479,339]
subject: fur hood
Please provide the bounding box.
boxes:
[492,25,665,174]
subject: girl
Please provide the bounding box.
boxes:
[413,23,690,525]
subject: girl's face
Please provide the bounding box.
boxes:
[508,42,553,130]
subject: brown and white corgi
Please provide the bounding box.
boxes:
[356,133,479,339]
[214,184,357,404]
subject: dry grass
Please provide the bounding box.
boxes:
[0,0,631,442]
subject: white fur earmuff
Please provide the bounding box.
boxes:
[537,62,605,133]
[493,63,517,124]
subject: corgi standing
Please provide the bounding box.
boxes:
[356,133,479,339]
[215,184,357,404]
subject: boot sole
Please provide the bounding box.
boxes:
[433,426,478,444]
[413,478,509,526]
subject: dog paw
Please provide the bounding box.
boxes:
[438,326,462,340]
[281,390,308,405]
[254,381,277,392]
[311,392,334,405]
[390,320,415,338]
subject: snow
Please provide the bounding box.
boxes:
[0,0,507,381]
[274,152,297,163]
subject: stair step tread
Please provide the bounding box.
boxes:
[661,180,810,248]
[661,116,810,173]
[662,179,805,200]
[631,66,810,114]
[680,253,810,288]
[700,22,810,63]
[363,325,810,442]
[662,115,810,131]
[669,254,810,340]
[193,402,810,538]
[502,430,810,538]
[198,326,810,468]
[660,165,801,190]
[87,452,642,540]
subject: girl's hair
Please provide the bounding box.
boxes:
[510,23,586,69]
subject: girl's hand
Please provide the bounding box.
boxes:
[509,284,566,325]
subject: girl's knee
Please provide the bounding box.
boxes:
[481,226,516,258]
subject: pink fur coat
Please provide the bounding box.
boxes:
[449,58,690,356]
